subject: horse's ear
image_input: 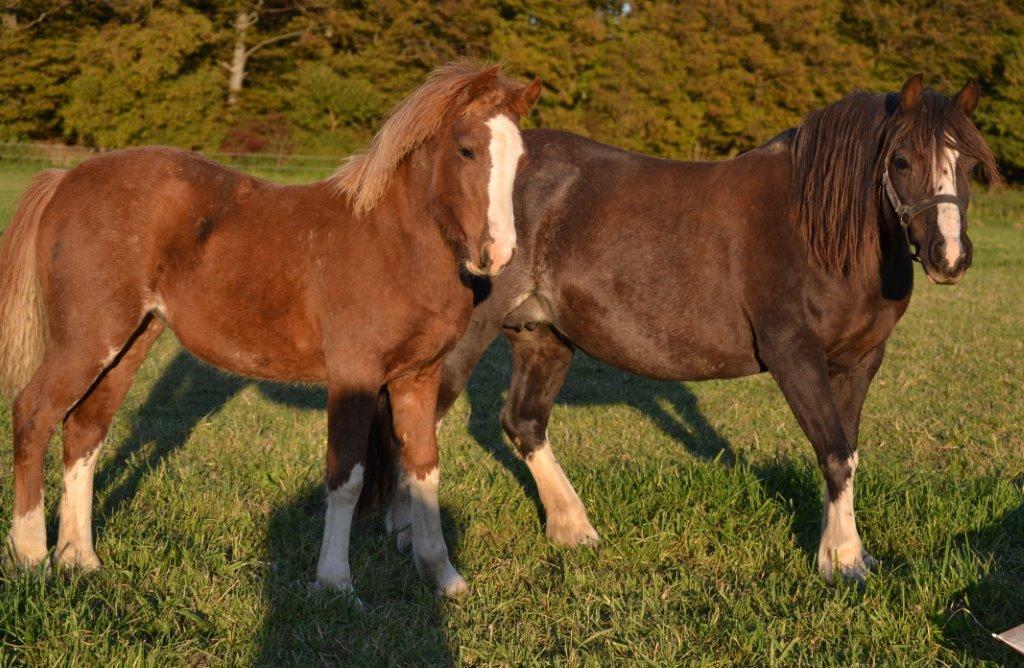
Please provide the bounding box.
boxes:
[468,65,501,100]
[900,74,924,112]
[955,79,980,117]
[513,77,542,115]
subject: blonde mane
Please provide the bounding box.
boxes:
[331,62,511,215]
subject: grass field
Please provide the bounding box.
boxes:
[0,162,1021,666]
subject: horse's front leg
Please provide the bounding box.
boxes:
[315,378,380,594]
[762,333,869,583]
[389,363,467,597]
[827,344,886,572]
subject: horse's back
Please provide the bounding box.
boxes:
[35,147,334,380]
[38,146,277,253]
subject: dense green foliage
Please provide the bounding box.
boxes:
[2,1,1022,175]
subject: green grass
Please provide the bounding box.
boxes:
[0,163,1021,665]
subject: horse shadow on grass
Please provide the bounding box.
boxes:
[939,498,1024,664]
[92,350,457,665]
[461,339,824,559]
[257,485,460,665]
[93,351,325,526]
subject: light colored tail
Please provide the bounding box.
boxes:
[0,169,66,400]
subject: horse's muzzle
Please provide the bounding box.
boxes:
[466,242,516,277]
[924,234,972,285]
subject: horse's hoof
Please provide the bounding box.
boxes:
[309,578,364,606]
[4,551,50,574]
[546,515,601,547]
[437,573,469,598]
[416,557,468,598]
[5,533,49,572]
[387,519,413,552]
[387,517,413,552]
[55,545,101,571]
[819,547,874,584]
[312,572,354,593]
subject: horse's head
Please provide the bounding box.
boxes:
[429,66,541,277]
[331,63,541,277]
[883,75,999,285]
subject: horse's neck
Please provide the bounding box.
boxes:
[876,217,914,302]
[369,156,461,260]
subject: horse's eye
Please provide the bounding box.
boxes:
[458,147,475,160]
[893,156,910,171]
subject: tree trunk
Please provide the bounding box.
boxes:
[227,11,255,107]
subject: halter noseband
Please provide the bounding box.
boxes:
[881,169,967,264]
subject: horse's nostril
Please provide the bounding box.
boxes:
[929,241,944,269]
[478,244,492,271]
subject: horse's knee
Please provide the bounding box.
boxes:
[820,451,856,500]
[11,393,38,447]
[12,381,65,449]
[499,404,544,458]
[63,415,110,462]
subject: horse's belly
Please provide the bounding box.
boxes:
[176,327,326,382]
[557,310,762,382]
[157,289,326,383]
[582,340,761,381]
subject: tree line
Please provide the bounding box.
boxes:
[2,0,1022,178]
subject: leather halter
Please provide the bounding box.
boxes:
[881,169,967,264]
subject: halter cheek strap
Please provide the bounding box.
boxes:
[881,169,968,264]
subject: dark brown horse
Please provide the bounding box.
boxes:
[0,62,541,597]
[380,76,999,583]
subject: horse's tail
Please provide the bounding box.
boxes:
[0,169,65,400]
[357,387,398,514]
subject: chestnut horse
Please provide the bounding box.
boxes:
[382,76,999,583]
[0,63,541,597]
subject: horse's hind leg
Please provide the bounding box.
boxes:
[502,325,598,546]
[56,316,164,569]
[8,284,158,569]
[9,325,136,565]
[436,317,504,428]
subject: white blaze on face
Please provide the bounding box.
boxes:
[934,144,963,269]
[483,113,524,274]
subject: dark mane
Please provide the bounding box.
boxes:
[790,89,1000,277]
